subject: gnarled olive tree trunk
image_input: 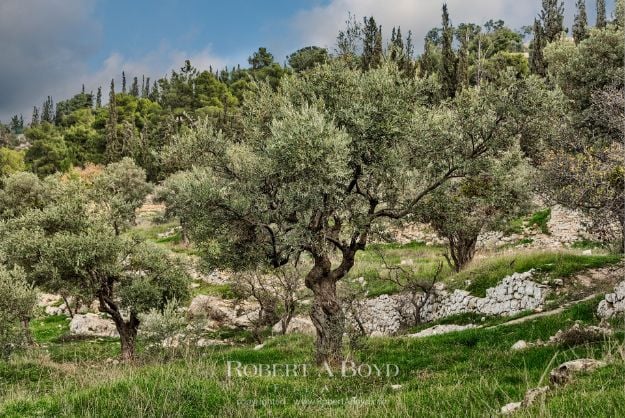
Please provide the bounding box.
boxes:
[304,248,358,366]
[97,284,140,361]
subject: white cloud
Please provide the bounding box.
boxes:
[290,0,594,52]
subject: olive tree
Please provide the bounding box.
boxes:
[92,157,152,235]
[0,171,48,220]
[0,176,189,360]
[417,153,530,271]
[539,26,625,249]
[180,63,545,365]
[154,170,199,245]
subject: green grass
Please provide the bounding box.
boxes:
[450,251,622,297]
[571,238,607,250]
[503,208,552,236]
[2,298,623,417]
[191,281,236,299]
[30,316,69,343]
[347,241,449,297]
[528,208,551,235]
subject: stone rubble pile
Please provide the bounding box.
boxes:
[597,280,625,319]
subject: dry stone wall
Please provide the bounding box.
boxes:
[351,270,549,336]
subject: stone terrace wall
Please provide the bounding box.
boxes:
[352,270,549,336]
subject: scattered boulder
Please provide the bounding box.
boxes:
[69,313,118,338]
[549,358,606,385]
[271,316,316,336]
[254,343,265,350]
[407,324,477,338]
[500,402,522,415]
[511,340,529,351]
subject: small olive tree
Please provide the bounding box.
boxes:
[0,176,189,360]
[179,63,552,365]
[154,170,199,245]
[92,157,152,235]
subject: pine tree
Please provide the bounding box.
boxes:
[540,0,565,43]
[31,106,39,126]
[573,0,588,44]
[596,0,607,28]
[96,87,102,108]
[530,19,547,76]
[440,4,457,98]
[122,71,127,94]
[130,77,139,97]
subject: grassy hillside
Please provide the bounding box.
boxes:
[1,297,624,417]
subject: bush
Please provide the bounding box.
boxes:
[0,266,37,359]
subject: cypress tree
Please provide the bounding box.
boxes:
[106,79,119,161]
[130,76,139,97]
[41,96,54,123]
[596,0,607,28]
[456,27,470,91]
[96,87,102,108]
[373,25,383,68]
[540,0,565,43]
[122,71,127,94]
[144,77,150,98]
[31,106,39,126]
[530,19,547,76]
[149,81,159,102]
[573,0,588,44]
[362,17,382,70]
[441,4,457,98]
[141,75,145,98]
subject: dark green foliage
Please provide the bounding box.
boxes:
[530,19,547,76]
[541,0,565,42]
[288,46,329,72]
[24,123,72,176]
[130,76,139,97]
[361,16,382,70]
[597,0,607,28]
[573,0,589,44]
[440,4,457,98]
[41,96,54,124]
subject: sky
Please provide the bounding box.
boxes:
[0,0,616,122]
